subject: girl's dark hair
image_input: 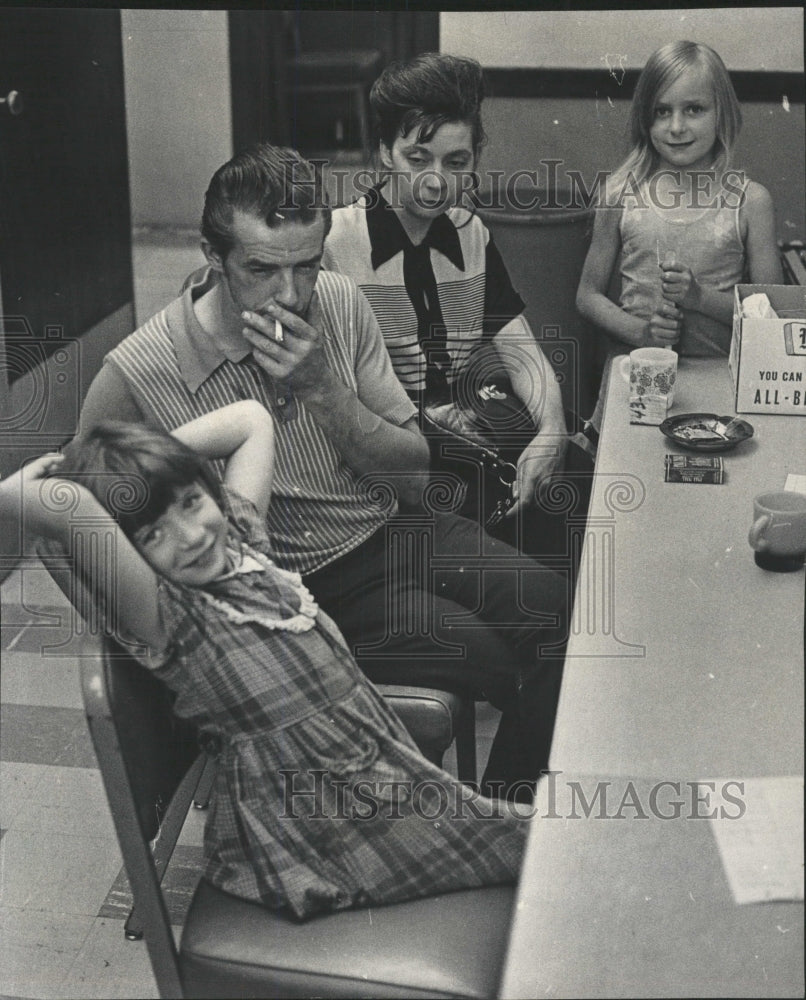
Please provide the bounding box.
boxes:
[60,422,223,539]
[370,52,486,156]
[201,143,331,259]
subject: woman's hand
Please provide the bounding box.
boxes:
[507,431,568,518]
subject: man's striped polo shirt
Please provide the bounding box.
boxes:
[82,268,416,574]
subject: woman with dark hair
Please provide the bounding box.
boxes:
[323,53,584,556]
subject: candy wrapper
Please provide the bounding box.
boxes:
[664,455,724,484]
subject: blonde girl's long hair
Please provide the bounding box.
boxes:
[605,40,742,206]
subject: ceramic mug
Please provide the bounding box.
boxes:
[748,491,806,572]
[619,347,678,425]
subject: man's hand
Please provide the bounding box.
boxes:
[241,292,429,505]
[507,431,568,518]
[240,293,333,402]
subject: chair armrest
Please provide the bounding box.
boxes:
[377,685,466,767]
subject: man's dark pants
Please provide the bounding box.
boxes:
[305,510,569,799]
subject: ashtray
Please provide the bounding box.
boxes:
[659,412,754,452]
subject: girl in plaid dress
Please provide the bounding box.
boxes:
[2,401,525,921]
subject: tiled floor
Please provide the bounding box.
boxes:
[1,564,170,999]
[1,227,500,999]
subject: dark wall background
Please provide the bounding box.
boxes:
[481,92,805,243]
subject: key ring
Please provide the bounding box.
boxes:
[486,495,515,528]
[496,459,517,488]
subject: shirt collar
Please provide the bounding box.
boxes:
[366,185,465,272]
[167,266,252,393]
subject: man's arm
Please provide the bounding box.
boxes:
[79,362,147,434]
[241,291,430,505]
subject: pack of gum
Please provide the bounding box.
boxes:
[664,455,724,484]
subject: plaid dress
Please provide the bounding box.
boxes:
[143,489,525,921]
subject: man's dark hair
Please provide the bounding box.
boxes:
[201,143,331,259]
[370,53,486,156]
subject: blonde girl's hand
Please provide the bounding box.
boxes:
[660,261,702,310]
[644,301,682,348]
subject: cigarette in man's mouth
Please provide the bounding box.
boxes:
[274,319,284,343]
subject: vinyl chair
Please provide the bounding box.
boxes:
[121,688,473,944]
[476,191,599,420]
[191,756,217,809]
[780,238,806,285]
[378,685,476,783]
[83,636,515,1000]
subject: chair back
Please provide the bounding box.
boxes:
[478,194,599,418]
[81,636,203,998]
[83,640,512,1000]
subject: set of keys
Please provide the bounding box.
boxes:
[485,454,518,528]
[485,494,515,528]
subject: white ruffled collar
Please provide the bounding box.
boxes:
[198,543,319,633]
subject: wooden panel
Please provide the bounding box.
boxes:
[0,8,132,378]
[228,10,439,153]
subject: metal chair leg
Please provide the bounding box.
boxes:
[193,754,218,809]
[124,754,206,941]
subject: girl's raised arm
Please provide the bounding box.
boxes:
[744,182,784,285]
[170,401,275,518]
[0,456,166,652]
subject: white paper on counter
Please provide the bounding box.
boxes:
[784,474,806,495]
[706,776,804,905]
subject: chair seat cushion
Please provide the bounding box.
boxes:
[180,879,516,999]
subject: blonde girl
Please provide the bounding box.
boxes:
[577,39,782,407]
